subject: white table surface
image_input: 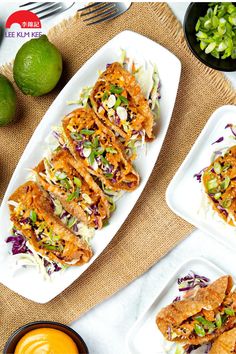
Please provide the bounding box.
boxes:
[0,2,236,354]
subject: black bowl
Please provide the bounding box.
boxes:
[184,2,236,71]
[3,321,89,354]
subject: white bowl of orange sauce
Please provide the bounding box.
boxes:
[4,321,89,354]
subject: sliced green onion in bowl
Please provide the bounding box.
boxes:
[195,2,236,60]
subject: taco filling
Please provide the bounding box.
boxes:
[202,145,236,226]
[90,62,154,142]
[62,107,139,191]
[8,181,92,266]
[35,148,110,229]
[156,276,236,345]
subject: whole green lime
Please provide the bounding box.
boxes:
[0,74,16,126]
[13,35,62,96]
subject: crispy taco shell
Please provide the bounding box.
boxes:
[62,107,139,191]
[8,181,92,266]
[209,328,236,354]
[202,145,236,226]
[156,276,236,345]
[90,62,154,142]
[35,148,110,229]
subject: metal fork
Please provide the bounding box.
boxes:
[19,2,131,24]
[78,2,131,25]
[19,2,75,20]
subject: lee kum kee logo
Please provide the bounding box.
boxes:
[5,10,43,38]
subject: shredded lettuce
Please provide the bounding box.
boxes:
[66,86,93,107]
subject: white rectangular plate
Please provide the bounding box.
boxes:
[166,105,236,251]
[0,30,181,303]
[126,257,226,354]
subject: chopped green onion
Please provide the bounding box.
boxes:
[106,147,117,154]
[60,178,71,191]
[213,161,222,174]
[101,156,109,165]
[94,147,105,155]
[55,171,67,180]
[93,136,99,148]
[215,313,222,328]
[110,84,123,94]
[54,200,63,216]
[66,188,80,202]
[104,173,113,179]
[214,192,222,200]
[113,97,121,109]
[67,216,77,228]
[221,198,232,208]
[29,210,37,223]
[195,2,236,60]
[80,129,95,135]
[43,244,62,251]
[195,316,215,330]
[74,177,82,188]
[220,176,231,191]
[102,91,109,101]
[194,323,206,337]
[88,151,95,166]
[206,178,218,190]
[83,141,92,148]
[119,95,129,105]
[224,307,235,316]
[222,162,231,171]
[70,132,83,141]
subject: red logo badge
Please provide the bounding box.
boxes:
[6,10,41,29]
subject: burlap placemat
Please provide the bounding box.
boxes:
[0,2,236,350]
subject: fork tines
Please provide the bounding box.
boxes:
[78,2,118,25]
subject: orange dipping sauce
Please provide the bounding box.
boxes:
[14,328,79,354]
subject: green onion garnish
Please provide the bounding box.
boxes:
[110,85,123,94]
[215,313,222,328]
[225,307,235,316]
[73,177,82,188]
[195,2,236,60]
[119,95,129,105]
[55,171,67,180]
[80,129,95,135]
[102,91,109,101]
[213,161,222,174]
[195,316,215,330]
[194,323,206,337]
[66,188,80,202]
[220,176,231,191]
[206,178,218,191]
[222,162,231,172]
[114,97,121,110]
[104,173,113,179]
[221,197,232,208]
[106,147,117,154]
[101,156,109,165]
[29,210,37,223]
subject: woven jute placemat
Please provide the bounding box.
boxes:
[0,2,236,350]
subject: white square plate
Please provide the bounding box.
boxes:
[166,105,236,251]
[0,30,181,303]
[126,257,226,354]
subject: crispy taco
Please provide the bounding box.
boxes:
[156,276,236,345]
[8,181,93,266]
[209,327,236,353]
[34,148,110,229]
[62,107,139,191]
[202,145,236,226]
[90,62,154,142]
